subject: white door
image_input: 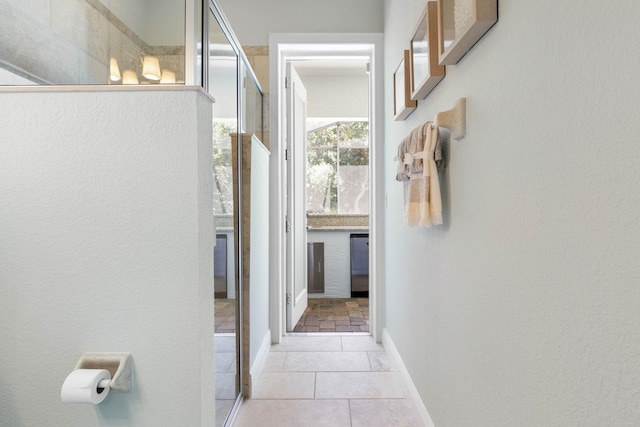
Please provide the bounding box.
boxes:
[286,62,308,331]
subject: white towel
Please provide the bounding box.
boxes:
[425,123,443,226]
[396,122,443,227]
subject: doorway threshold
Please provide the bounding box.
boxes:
[286,331,371,337]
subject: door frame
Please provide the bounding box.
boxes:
[268,33,385,343]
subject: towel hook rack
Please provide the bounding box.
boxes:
[435,97,466,141]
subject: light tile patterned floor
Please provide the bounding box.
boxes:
[215,334,237,427]
[233,335,424,427]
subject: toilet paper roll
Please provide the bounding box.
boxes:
[61,369,111,404]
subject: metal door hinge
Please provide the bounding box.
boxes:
[286,293,291,305]
[285,148,290,161]
[285,76,291,89]
[285,219,291,233]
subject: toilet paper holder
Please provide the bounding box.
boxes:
[73,352,133,392]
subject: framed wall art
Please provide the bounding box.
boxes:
[437,0,498,65]
[393,50,417,121]
[410,1,445,100]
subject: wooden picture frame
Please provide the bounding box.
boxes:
[437,0,497,65]
[393,50,417,121]
[410,1,445,101]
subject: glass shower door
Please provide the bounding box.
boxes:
[208,3,264,425]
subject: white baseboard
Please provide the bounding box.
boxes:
[250,329,272,380]
[382,328,435,427]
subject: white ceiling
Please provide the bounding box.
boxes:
[292,59,369,77]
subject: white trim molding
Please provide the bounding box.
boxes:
[383,328,436,427]
[250,329,272,382]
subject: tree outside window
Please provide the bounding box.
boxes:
[307,120,369,214]
[212,120,236,215]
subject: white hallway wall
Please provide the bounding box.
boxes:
[384,1,640,426]
[249,138,271,366]
[0,88,215,426]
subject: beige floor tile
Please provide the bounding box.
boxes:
[215,352,236,373]
[341,335,385,352]
[214,334,237,353]
[233,399,351,427]
[350,399,424,427]
[252,372,316,399]
[271,335,342,352]
[215,372,238,400]
[233,334,419,426]
[215,399,235,427]
[284,351,370,372]
[262,351,286,372]
[315,372,405,399]
[368,351,395,371]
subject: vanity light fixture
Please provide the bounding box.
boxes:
[122,69,139,85]
[142,55,161,80]
[109,58,121,81]
[160,70,176,84]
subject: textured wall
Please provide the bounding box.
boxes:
[384,1,640,425]
[0,88,215,426]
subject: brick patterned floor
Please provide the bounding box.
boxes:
[215,297,370,334]
[293,298,369,332]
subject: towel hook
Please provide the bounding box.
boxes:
[435,97,466,141]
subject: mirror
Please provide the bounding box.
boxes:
[410,1,444,100]
[208,11,240,427]
[240,60,264,144]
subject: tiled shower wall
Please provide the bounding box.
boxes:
[0,0,184,85]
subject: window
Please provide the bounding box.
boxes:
[307,120,369,214]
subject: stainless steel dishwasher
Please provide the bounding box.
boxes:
[350,233,369,297]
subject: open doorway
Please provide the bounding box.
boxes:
[269,34,384,343]
[294,58,371,333]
